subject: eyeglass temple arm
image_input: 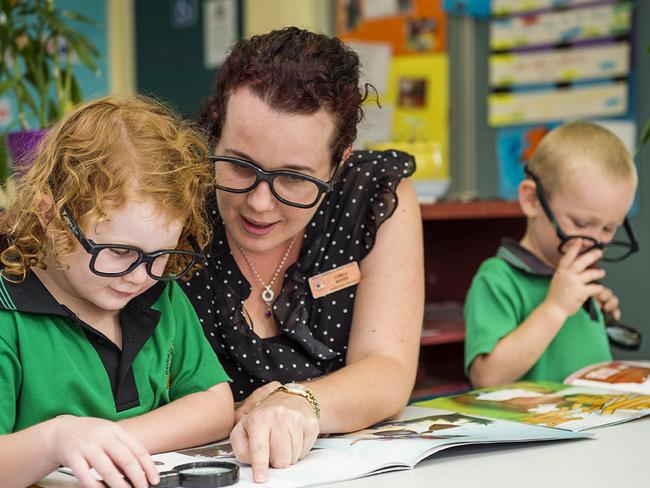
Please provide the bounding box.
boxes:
[622,218,640,252]
[60,206,95,254]
[523,166,568,240]
[187,235,205,256]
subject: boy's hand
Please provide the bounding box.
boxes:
[545,239,605,320]
[596,286,621,321]
[48,415,160,488]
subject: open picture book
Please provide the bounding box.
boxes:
[417,360,650,432]
[43,406,588,488]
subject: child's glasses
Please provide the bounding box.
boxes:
[524,166,639,262]
[210,155,340,209]
[60,207,204,281]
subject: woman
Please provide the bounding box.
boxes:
[185,27,424,483]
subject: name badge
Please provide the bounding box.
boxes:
[308,261,361,299]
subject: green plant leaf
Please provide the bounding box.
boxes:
[0,78,12,94]
[0,1,100,129]
[70,75,82,105]
[640,120,650,147]
[47,98,60,123]
[68,40,98,73]
[61,9,97,27]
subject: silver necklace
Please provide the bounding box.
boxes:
[237,236,296,318]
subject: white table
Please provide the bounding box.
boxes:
[320,417,650,487]
[38,417,649,488]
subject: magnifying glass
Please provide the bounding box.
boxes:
[155,461,239,488]
[605,314,642,351]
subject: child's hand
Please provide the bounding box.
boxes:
[545,239,605,320]
[48,415,160,488]
[596,286,621,321]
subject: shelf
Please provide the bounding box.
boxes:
[421,321,465,346]
[420,200,523,221]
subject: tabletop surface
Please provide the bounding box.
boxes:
[320,416,650,488]
[37,416,650,488]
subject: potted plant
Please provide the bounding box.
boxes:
[0,0,100,179]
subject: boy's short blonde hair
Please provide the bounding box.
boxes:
[1,95,214,281]
[528,122,637,197]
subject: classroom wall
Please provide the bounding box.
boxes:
[448,4,650,359]
[606,1,650,359]
[244,0,332,36]
[129,1,649,358]
[108,0,136,96]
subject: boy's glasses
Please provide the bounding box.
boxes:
[210,155,339,209]
[524,166,639,262]
[60,207,204,281]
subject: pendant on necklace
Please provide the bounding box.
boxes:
[262,286,274,318]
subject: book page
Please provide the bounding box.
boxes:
[564,360,650,395]
[419,381,650,431]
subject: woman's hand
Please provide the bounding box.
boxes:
[234,381,281,423]
[230,389,320,483]
[49,415,159,488]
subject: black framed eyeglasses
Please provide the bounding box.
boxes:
[210,155,339,209]
[60,206,204,281]
[524,166,639,262]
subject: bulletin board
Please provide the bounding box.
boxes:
[482,0,637,199]
[336,0,450,201]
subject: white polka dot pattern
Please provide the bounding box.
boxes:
[183,150,415,401]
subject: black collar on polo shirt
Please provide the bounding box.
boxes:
[496,238,599,321]
[0,270,166,412]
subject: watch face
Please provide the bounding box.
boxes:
[284,382,307,394]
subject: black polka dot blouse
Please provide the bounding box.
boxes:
[184,149,416,401]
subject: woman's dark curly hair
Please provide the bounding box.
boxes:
[200,27,365,165]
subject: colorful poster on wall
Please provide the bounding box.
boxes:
[388,54,448,151]
[337,0,447,55]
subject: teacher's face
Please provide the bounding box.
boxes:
[214,87,338,254]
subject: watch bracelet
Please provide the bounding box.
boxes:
[273,384,321,419]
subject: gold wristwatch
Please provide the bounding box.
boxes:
[272,382,320,419]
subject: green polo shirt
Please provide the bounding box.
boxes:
[0,271,230,433]
[464,239,612,383]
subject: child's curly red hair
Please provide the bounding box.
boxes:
[1,95,214,281]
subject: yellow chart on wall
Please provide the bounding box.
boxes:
[385,53,448,178]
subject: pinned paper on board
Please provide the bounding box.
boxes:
[491,0,597,16]
[346,40,392,95]
[203,0,237,69]
[490,3,632,51]
[490,42,630,87]
[489,81,628,127]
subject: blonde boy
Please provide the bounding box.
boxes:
[465,122,638,387]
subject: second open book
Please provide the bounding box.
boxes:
[417,360,650,431]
